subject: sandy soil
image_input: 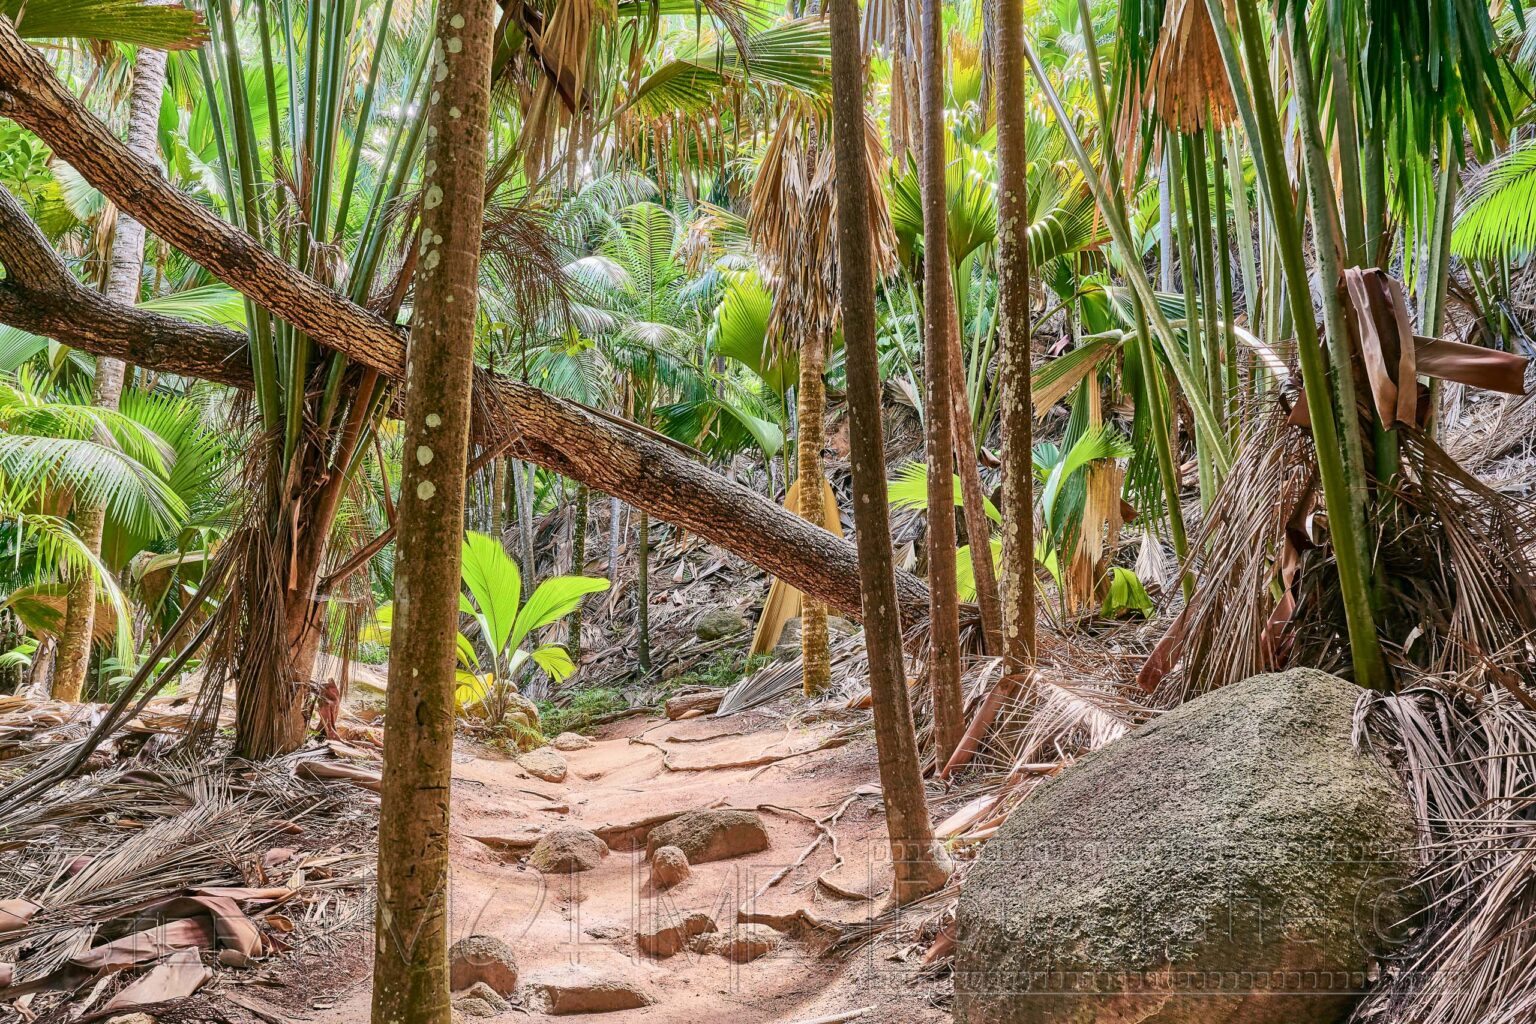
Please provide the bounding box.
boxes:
[248,707,952,1023]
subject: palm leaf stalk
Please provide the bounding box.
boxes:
[1020,35,1231,476]
[188,0,441,755]
[1208,128,1239,422]
[1063,2,1191,588]
[1169,130,1217,507]
[1200,0,1385,689]
[1225,131,1260,346]
[1187,131,1225,438]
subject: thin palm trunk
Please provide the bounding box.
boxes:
[920,0,964,765]
[944,0,1037,778]
[637,509,651,673]
[609,496,622,586]
[54,44,167,701]
[568,483,589,666]
[828,0,948,904]
[491,456,507,537]
[797,330,832,694]
[945,297,1003,657]
[995,0,1035,675]
[370,0,495,1019]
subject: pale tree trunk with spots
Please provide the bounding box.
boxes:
[828,0,950,906]
[370,2,495,1021]
[53,44,166,701]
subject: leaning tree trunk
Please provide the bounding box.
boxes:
[370,0,495,1020]
[0,27,938,631]
[797,329,832,694]
[53,44,166,701]
[919,0,965,765]
[828,0,950,906]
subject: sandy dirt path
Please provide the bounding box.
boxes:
[279,707,949,1023]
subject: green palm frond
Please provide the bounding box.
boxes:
[888,460,1002,524]
[1028,186,1109,267]
[626,18,832,116]
[138,285,247,327]
[708,269,793,396]
[0,514,134,663]
[1453,145,1536,263]
[0,435,187,535]
[2,0,208,48]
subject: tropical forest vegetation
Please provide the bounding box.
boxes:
[2,0,1535,1022]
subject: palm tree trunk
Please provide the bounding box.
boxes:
[994,0,1035,676]
[491,456,507,538]
[568,483,589,665]
[945,295,1003,657]
[920,0,964,764]
[54,44,167,702]
[636,509,652,673]
[828,0,949,904]
[609,496,623,586]
[797,330,832,694]
[890,0,910,171]
[512,459,536,587]
[370,0,494,1019]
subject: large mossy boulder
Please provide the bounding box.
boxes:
[953,669,1421,1024]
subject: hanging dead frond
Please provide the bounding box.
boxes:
[748,99,897,353]
[1143,0,1237,133]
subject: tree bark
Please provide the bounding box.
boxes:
[919,0,964,765]
[491,456,507,538]
[828,0,949,906]
[371,0,495,1020]
[994,0,1035,674]
[797,329,832,695]
[53,44,166,701]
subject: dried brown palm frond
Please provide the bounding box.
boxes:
[748,98,897,347]
[1146,386,1536,704]
[518,0,605,181]
[0,756,371,989]
[1354,682,1536,1024]
[476,185,574,333]
[1144,0,1237,134]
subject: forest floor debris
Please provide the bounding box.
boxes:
[2,690,967,1022]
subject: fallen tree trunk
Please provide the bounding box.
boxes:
[0,19,930,629]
